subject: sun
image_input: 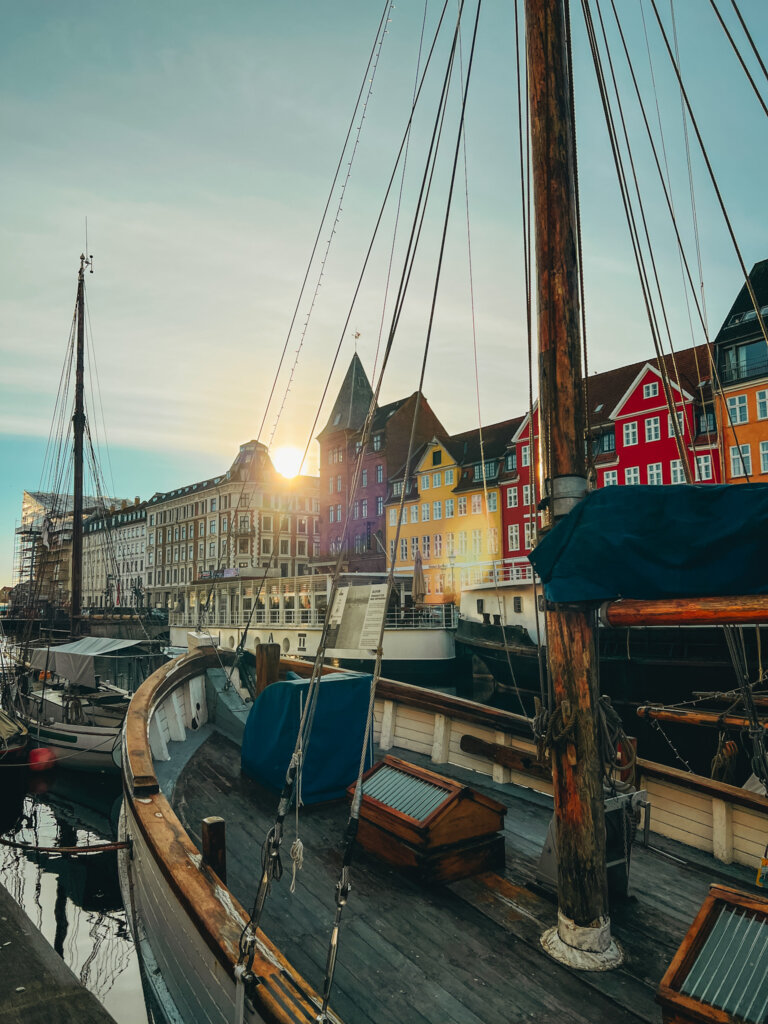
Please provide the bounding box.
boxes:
[271,445,304,478]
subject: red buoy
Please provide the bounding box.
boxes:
[28,747,56,772]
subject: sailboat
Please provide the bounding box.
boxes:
[6,257,167,771]
[118,2,768,1022]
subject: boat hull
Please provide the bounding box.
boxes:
[27,720,119,772]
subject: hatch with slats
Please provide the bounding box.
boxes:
[349,755,506,884]
[658,884,768,1024]
[362,764,450,822]
[680,905,768,1022]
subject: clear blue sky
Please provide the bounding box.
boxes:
[2,0,766,583]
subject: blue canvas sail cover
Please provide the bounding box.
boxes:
[528,484,768,603]
[241,672,374,804]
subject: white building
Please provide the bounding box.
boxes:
[83,498,148,609]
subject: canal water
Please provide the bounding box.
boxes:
[0,765,149,1024]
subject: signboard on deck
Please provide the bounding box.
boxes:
[326,584,388,654]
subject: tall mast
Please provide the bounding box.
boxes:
[70,254,88,636]
[525,0,620,967]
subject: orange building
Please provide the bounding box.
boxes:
[713,260,768,483]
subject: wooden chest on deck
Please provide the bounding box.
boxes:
[348,756,506,884]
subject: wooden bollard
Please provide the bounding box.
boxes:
[201,816,227,883]
[254,642,281,696]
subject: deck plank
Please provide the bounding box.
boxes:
[171,732,759,1024]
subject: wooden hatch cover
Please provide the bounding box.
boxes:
[657,884,768,1023]
[348,755,506,884]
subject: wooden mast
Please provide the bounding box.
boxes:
[525,0,620,967]
[70,254,88,637]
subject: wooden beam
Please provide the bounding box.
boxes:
[459,734,551,781]
[601,594,768,627]
[201,816,227,884]
[637,704,768,731]
[254,642,280,695]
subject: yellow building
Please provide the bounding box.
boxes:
[385,431,508,604]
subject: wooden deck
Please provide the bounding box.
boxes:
[172,731,759,1024]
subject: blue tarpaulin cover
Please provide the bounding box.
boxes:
[528,484,768,603]
[241,672,374,804]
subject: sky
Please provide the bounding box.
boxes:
[2,0,767,583]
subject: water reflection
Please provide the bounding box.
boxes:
[0,766,149,1024]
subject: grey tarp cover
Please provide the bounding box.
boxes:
[29,636,146,688]
[528,483,768,603]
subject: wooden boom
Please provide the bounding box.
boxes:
[637,704,768,731]
[601,594,768,627]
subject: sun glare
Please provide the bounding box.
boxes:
[272,445,304,478]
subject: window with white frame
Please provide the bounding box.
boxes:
[446,532,455,556]
[668,410,685,437]
[758,391,768,420]
[603,470,618,486]
[643,381,659,399]
[487,492,497,512]
[361,469,367,488]
[521,445,530,467]
[730,444,751,477]
[329,506,335,523]
[445,499,454,518]
[411,537,418,559]
[524,521,533,549]
[523,484,531,505]
[400,538,408,560]
[623,421,638,446]
[432,472,441,488]
[421,503,430,521]
[471,494,482,514]
[422,536,431,558]
[471,529,482,555]
[507,524,520,550]
[376,464,383,483]
[433,501,442,520]
[337,475,342,492]
[401,508,407,525]
[727,394,748,424]
[361,499,368,518]
[421,474,430,490]
[507,487,518,508]
[625,466,640,485]
[647,462,663,485]
[458,497,467,516]
[389,539,396,561]
[645,417,661,442]
[376,496,383,515]
[488,528,499,555]
[410,505,418,523]
[761,441,768,474]
[458,531,467,555]
[695,455,713,481]
[434,534,442,557]
[445,469,455,485]
[670,460,686,484]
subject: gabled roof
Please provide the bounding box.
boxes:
[371,396,409,431]
[713,259,768,347]
[445,417,524,465]
[586,345,712,426]
[317,353,374,438]
[608,362,693,420]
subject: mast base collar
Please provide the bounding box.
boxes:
[551,475,587,518]
[540,912,623,971]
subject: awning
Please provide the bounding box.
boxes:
[29,637,147,688]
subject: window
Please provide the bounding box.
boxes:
[433,501,442,520]
[758,391,768,420]
[361,499,368,518]
[353,501,359,520]
[209,542,216,557]
[507,524,520,551]
[625,467,640,485]
[410,537,418,559]
[361,469,368,488]
[488,528,499,555]
[505,453,516,472]
[471,494,482,514]
[727,394,748,424]
[445,498,455,518]
[645,417,661,442]
[487,492,497,513]
[336,504,342,521]
[697,450,713,479]
[670,460,686,484]
[421,503,430,522]
[329,477,334,494]
[262,538,272,554]
[297,517,307,533]
[623,421,638,446]
[373,464,383,484]
[280,539,289,555]
[458,497,467,516]
[401,508,407,525]
[458,531,467,555]
[647,462,663,485]
[432,472,441,488]
[507,487,518,508]
[329,506,335,523]
[521,445,530,467]
[373,434,382,451]
[730,444,751,477]
[221,518,227,532]
[422,536,431,558]
[337,475,342,492]
[523,484,531,506]
[762,441,768,474]
[393,480,403,497]
[445,469,455,485]
[471,529,482,556]
[668,411,685,438]
[524,522,534,549]
[389,539,396,561]
[432,450,442,466]
[262,514,272,532]
[643,381,659,399]
[434,534,442,557]
[603,470,618,486]
[376,496,383,515]
[446,532,455,556]
[198,542,204,558]
[209,519,216,534]
[421,474,430,490]
[400,538,408,560]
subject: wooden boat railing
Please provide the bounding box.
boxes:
[122,646,341,1024]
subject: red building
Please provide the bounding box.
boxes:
[500,346,721,570]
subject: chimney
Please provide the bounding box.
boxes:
[134,496,140,505]
[121,500,128,509]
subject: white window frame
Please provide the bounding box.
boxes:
[645,417,661,442]
[623,421,638,447]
